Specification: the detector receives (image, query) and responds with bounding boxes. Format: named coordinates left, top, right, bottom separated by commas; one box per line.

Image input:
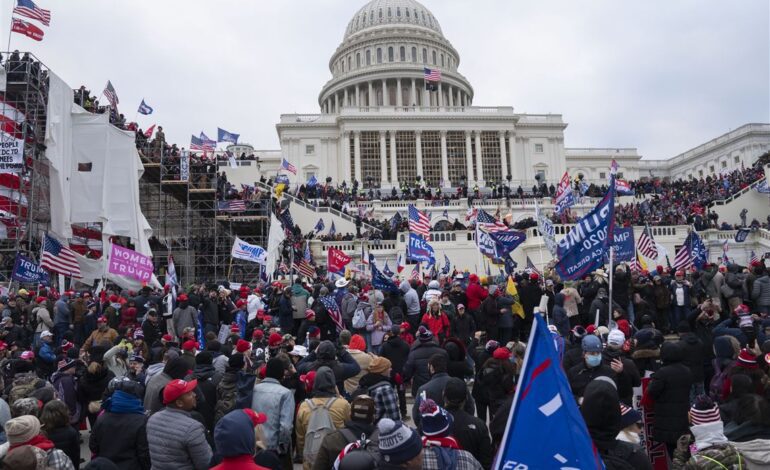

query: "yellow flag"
left=274, top=183, right=286, bottom=198
left=507, top=276, right=525, bottom=319
left=637, top=250, right=648, bottom=271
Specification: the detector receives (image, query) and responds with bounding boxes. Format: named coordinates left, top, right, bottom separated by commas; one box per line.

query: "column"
left=410, top=78, right=417, bottom=106
left=440, top=130, right=449, bottom=187
left=334, top=93, right=339, bottom=113
left=448, top=85, right=454, bottom=107
left=438, top=82, right=444, bottom=107
left=396, top=79, right=402, bottom=107
left=464, top=131, right=474, bottom=183
left=343, top=88, right=348, bottom=108
left=379, top=131, right=387, bottom=184
left=499, top=131, right=509, bottom=181
left=508, top=132, right=518, bottom=181
left=341, top=132, right=351, bottom=183
left=353, top=131, right=362, bottom=183
left=389, top=131, right=398, bottom=184
left=368, top=81, right=374, bottom=107
left=382, top=79, right=388, bottom=106
left=422, top=80, right=429, bottom=107
left=474, top=130, right=484, bottom=184
left=355, top=84, right=360, bottom=106
left=416, top=130, right=424, bottom=178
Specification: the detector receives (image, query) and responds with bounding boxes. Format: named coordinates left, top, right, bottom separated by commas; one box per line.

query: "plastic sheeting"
left=44, top=72, right=153, bottom=258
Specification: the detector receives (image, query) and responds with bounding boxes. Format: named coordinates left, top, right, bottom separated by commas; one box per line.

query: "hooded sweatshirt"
left=400, top=281, right=420, bottom=316
left=211, top=409, right=269, bottom=470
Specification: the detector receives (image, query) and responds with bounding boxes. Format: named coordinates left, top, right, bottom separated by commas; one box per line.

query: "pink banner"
left=108, top=244, right=153, bottom=282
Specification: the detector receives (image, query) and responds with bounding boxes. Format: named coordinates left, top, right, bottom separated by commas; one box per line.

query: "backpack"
left=8, top=372, right=45, bottom=404
left=352, top=307, right=367, bottom=330
left=336, top=429, right=381, bottom=468
left=303, top=398, right=338, bottom=467
left=709, top=359, right=733, bottom=403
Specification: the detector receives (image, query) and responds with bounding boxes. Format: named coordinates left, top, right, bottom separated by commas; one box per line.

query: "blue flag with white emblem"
left=217, top=127, right=239, bottom=144
left=137, top=99, right=153, bottom=115
left=407, top=233, right=435, bottom=264
left=495, top=314, right=604, bottom=469
left=554, top=177, right=616, bottom=281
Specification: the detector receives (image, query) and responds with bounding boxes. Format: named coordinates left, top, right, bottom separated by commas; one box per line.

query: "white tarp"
left=45, top=72, right=75, bottom=239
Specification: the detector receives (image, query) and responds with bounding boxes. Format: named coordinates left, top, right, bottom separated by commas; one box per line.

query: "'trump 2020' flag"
left=553, top=171, right=575, bottom=215
left=495, top=314, right=604, bottom=469
left=554, top=178, right=615, bottom=281
left=217, top=127, right=239, bottom=144
left=327, top=248, right=352, bottom=276
left=231, top=237, right=267, bottom=264
left=407, top=232, right=435, bottom=264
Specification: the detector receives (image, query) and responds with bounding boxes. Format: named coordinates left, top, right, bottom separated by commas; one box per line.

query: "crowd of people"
left=0, top=252, right=767, bottom=469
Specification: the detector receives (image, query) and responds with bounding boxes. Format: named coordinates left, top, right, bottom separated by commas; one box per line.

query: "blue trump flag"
left=11, top=254, right=50, bottom=285
left=407, top=233, right=435, bottom=264
left=489, top=230, right=527, bottom=256
left=275, top=174, right=290, bottom=185
left=554, top=179, right=616, bottom=281
left=495, top=314, right=604, bottom=469
left=610, top=227, right=635, bottom=262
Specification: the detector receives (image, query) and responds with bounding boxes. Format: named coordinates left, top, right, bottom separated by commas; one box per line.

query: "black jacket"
left=90, top=410, right=151, bottom=470
left=567, top=361, right=616, bottom=400
left=446, top=406, right=494, bottom=469
left=412, top=372, right=475, bottom=431
left=403, top=340, right=448, bottom=395
left=562, top=341, right=584, bottom=371
left=646, top=342, right=694, bottom=444
left=47, top=425, right=80, bottom=468
left=380, top=335, right=410, bottom=374
left=677, top=332, right=705, bottom=383
left=602, top=348, right=640, bottom=405
left=201, top=297, right=219, bottom=325
left=193, top=364, right=218, bottom=432
left=450, top=313, right=476, bottom=345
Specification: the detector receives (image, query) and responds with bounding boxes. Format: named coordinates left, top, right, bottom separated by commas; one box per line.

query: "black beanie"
left=164, top=357, right=190, bottom=380
left=265, top=358, right=285, bottom=380
left=195, top=351, right=213, bottom=365
left=228, top=353, right=245, bottom=370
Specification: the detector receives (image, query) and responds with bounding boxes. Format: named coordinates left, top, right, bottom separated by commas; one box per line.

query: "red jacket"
left=465, top=278, right=488, bottom=311
left=421, top=312, right=450, bottom=340
left=210, top=455, right=270, bottom=470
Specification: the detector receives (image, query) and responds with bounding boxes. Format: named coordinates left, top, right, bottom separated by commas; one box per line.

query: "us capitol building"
left=232, top=0, right=769, bottom=191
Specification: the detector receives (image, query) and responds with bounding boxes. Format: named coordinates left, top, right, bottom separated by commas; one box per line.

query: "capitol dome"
left=318, top=0, right=473, bottom=112
left=344, top=0, right=443, bottom=40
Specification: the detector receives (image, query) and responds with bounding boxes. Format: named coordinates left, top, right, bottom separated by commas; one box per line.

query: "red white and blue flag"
left=396, top=253, right=404, bottom=273
left=553, top=171, right=575, bottom=215
left=475, top=209, right=507, bottom=233
left=218, top=200, right=246, bottom=212
left=103, top=81, right=119, bottom=109
left=319, top=296, right=345, bottom=332
left=14, top=0, right=50, bottom=26
left=41, top=233, right=81, bottom=278
left=615, top=179, right=633, bottom=195
left=424, top=67, right=441, bottom=82
left=637, top=226, right=658, bottom=260
left=281, top=158, right=297, bottom=175
left=410, top=263, right=420, bottom=281
left=408, top=204, right=431, bottom=238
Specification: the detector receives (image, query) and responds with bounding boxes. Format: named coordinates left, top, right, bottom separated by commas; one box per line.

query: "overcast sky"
left=10, top=0, right=769, bottom=159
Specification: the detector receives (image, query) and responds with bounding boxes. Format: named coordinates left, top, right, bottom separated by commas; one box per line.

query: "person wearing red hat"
left=173, top=294, right=198, bottom=342
left=465, top=274, right=488, bottom=319
left=210, top=409, right=271, bottom=470
left=296, top=309, right=317, bottom=345
left=399, top=321, right=415, bottom=346
left=670, top=269, right=692, bottom=332
left=82, top=316, right=118, bottom=352
left=267, top=332, right=283, bottom=349
left=180, top=340, right=199, bottom=372
left=147, top=378, right=212, bottom=469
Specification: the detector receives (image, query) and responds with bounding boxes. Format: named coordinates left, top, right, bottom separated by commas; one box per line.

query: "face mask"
left=585, top=354, right=602, bottom=368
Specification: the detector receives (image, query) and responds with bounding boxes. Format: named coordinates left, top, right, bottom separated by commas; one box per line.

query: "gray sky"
left=11, top=0, right=769, bottom=159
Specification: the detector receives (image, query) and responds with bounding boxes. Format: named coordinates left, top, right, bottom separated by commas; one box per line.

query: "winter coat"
left=420, top=311, right=449, bottom=341
left=672, top=423, right=744, bottom=470
left=32, top=306, right=53, bottom=333
left=290, top=284, right=311, bottom=320
left=403, top=339, right=449, bottom=395
left=751, top=274, right=770, bottom=308
left=201, top=298, right=219, bottom=326
left=215, top=369, right=238, bottom=423
left=172, top=305, right=198, bottom=338
left=147, top=407, right=212, bottom=470
left=344, top=349, right=372, bottom=394
left=251, top=377, right=295, bottom=452
left=296, top=345, right=361, bottom=391
left=311, top=422, right=377, bottom=470
left=379, top=335, right=410, bottom=374
left=210, top=408, right=272, bottom=470
left=193, top=364, right=219, bottom=431
left=78, top=366, right=114, bottom=410
left=144, top=372, right=172, bottom=414
left=444, top=338, right=473, bottom=380
left=82, top=328, right=118, bottom=351
left=46, top=425, right=80, bottom=469
left=365, top=311, right=392, bottom=347
left=465, top=277, right=488, bottom=312
left=412, top=372, right=475, bottom=431
left=475, top=358, right=515, bottom=413
left=561, top=287, right=582, bottom=318
left=601, top=348, right=640, bottom=405
left=399, top=282, right=420, bottom=316
left=567, top=360, right=616, bottom=400
left=90, top=393, right=150, bottom=470
left=589, top=295, right=610, bottom=326
left=295, top=369, right=350, bottom=461
left=646, top=342, right=694, bottom=444
left=450, top=312, right=476, bottom=344
left=613, top=266, right=632, bottom=308
left=552, top=293, right=570, bottom=337
left=356, top=372, right=400, bottom=422
left=445, top=406, right=494, bottom=470
left=678, top=332, right=705, bottom=383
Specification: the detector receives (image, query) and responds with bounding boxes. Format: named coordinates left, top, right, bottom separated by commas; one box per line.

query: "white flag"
left=265, top=213, right=286, bottom=280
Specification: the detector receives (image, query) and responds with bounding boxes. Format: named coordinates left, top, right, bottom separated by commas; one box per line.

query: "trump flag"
left=495, top=314, right=603, bottom=469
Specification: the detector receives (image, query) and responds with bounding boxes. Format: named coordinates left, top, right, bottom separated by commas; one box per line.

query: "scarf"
left=422, top=436, right=461, bottom=449
left=106, top=390, right=145, bottom=415
left=691, top=422, right=729, bottom=452
left=10, top=434, right=55, bottom=451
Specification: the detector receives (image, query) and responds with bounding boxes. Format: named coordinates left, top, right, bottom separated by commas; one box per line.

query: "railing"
left=709, top=176, right=766, bottom=207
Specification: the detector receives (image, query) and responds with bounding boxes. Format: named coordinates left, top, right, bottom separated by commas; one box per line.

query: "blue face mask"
left=585, top=354, right=602, bottom=368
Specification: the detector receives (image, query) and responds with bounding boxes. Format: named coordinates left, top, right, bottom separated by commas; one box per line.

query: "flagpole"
left=6, top=0, right=15, bottom=52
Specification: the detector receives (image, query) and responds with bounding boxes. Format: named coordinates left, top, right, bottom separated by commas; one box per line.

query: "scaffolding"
left=138, top=147, right=269, bottom=285
left=0, top=52, right=50, bottom=281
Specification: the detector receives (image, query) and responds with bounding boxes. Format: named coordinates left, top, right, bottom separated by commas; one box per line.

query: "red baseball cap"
left=177, top=294, right=188, bottom=302
left=182, top=340, right=199, bottom=351
left=300, top=371, right=316, bottom=392
left=97, top=316, right=107, bottom=324
left=242, top=408, right=267, bottom=425
left=236, top=299, right=247, bottom=308
left=162, top=334, right=173, bottom=342
left=230, top=324, right=240, bottom=333
left=252, top=329, right=264, bottom=339
left=236, top=339, right=251, bottom=353
left=305, top=309, right=316, bottom=319
left=268, top=332, right=283, bottom=348
left=163, top=379, right=198, bottom=405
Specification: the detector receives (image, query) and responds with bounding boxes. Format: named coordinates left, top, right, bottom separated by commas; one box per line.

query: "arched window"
left=379, top=8, right=382, bottom=19
left=422, top=48, right=427, bottom=63
left=370, top=11, right=374, bottom=22
left=432, top=50, right=436, bottom=64
left=396, top=7, right=401, bottom=17
left=388, top=7, right=391, bottom=17
left=411, top=47, right=417, bottom=61
left=399, top=46, right=405, bottom=61
left=377, top=48, right=382, bottom=63
left=366, top=49, right=371, bottom=65
left=388, top=47, right=394, bottom=62
left=441, top=54, right=444, bottom=67
left=356, top=53, right=361, bottom=67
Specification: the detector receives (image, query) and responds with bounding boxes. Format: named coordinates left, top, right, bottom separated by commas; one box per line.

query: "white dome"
left=344, top=0, right=443, bottom=40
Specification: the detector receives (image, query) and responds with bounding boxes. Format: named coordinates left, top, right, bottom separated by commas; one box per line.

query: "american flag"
left=281, top=158, right=297, bottom=175
left=525, top=256, right=541, bottom=277
left=722, top=240, right=730, bottom=263
left=408, top=204, right=431, bottom=238
left=637, top=226, right=658, bottom=259
left=319, top=296, right=345, bottom=332
left=41, top=234, right=81, bottom=278
left=190, top=135, right=205, bottom=151
left=14, top=0, right=50, bottom=26
left=673, top=244, right=692, bottom=271
left=103, top=81, right=119, bottom=108
left=750, top=250, right=760, bottom=265
left=424, top=67, right=441, bottom=82
left=294, top=258, right=316, bottom=278
left=410, top=263, right=420, bottom=281
left=199, top=132, right=216, bottom=150
left=218, top=200, right=247, bottom=212
left=279, top=261, right=289, bottom=273
left=476, top=209, right=507, bottom=233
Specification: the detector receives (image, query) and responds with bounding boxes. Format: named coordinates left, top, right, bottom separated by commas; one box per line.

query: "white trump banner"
left=231, top=237, right=267, bottom=264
